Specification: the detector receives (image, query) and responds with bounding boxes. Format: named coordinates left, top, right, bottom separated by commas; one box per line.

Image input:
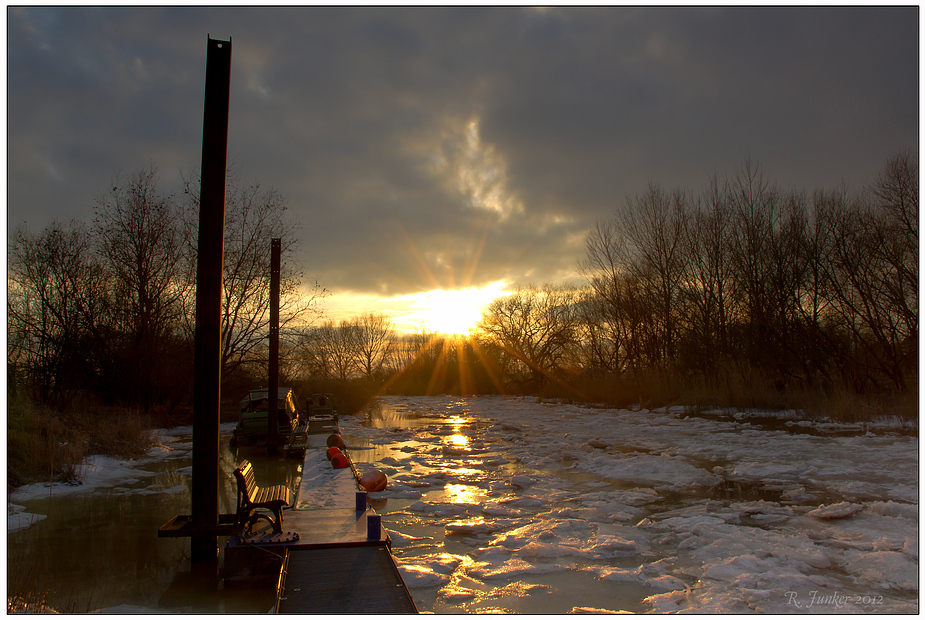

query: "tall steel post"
left=267, top=238, right=281, bottom=454
left=191, top=36, right=231, bottom=564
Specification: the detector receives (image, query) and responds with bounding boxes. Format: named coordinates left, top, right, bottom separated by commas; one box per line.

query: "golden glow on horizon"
left=320, top=280, right=510, bottom=335
left=402, top=281, right=510, bottom=335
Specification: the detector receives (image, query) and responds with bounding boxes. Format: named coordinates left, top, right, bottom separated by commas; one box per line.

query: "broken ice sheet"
left=578, top=453, right=722, bottom=491
left=587, top=561, right=687, bottom=592
left=346, top=395, right=917, bottom=614
left=841, top=550, right=918, bottom=590
left=584, top=524, right=651, bottom=557
left=396, top=563, right=452, bottom=588
left=8, top=505, right=46, bottom=533
left=386, top=529, right=440, bottom=549
left=445, top=517, right=507, bottom=536
left=438, top=583, right=481, bottom=602
left=806, top=501, right=864, bottom=519
left=465, top=557, right=563, bottom=580
left=489, top=518, right=596, bottom=551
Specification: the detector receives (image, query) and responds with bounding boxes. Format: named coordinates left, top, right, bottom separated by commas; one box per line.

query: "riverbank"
left=532, top=368, right=919, bottom=426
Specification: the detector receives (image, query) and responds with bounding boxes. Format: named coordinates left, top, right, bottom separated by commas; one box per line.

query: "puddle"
left=709, top=478, right=787, bottom=502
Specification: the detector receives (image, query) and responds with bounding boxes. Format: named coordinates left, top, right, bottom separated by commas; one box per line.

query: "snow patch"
left=8, top=504, right=46, bottom=532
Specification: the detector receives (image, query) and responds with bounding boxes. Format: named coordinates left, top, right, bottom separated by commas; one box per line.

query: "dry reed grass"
left=7, top=394, right=158, bottom=489
left=541, top=364, right=917, bottom=425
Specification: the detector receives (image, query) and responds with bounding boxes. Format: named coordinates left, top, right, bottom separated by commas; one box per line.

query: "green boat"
left=230, top=387, right=305, bottom=448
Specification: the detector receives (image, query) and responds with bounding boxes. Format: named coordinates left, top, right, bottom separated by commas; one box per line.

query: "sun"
left=405, top=281, right=508, bottom=335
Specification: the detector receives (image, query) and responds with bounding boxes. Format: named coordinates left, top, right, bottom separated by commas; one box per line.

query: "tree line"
left=8, top=152, right=916, bottom=418
left=8, top=165, right=323, bottom=412
left=475, top=152, right=917, bottom=397
left=294, top=152, right=917, bottom=406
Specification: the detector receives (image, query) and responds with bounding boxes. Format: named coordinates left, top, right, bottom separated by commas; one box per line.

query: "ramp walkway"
left=277, top=545, right=417, bottom=613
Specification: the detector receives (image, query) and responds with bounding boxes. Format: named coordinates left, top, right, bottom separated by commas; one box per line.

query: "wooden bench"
left=234, top=460, right=293, bottom=534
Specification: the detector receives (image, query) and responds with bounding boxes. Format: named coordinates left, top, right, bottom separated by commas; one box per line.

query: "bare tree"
left=677, top=174, right=735, bottom=369
left=818, top=152, right=918, bottom=390
left=578, top=219, right=629, bottom=374
left=618, top=183, right=687, bottom=367
left=572, top=152, right=917, bottom=394
left=725, top=158, right=794, bottom=371
left=301, top=319, right=361, bottom=381
left=477, top=284, right=580, bottom=386
left=94, top=166, right=187, bottom=407
left=391, top=328, right=439, bottom=373
left=352, top=312, right=395, bottom=379
left=8, top=220, right=106, bottom=404
left=867, top=150, right=918, bottom=350
left=571, top=289, right=619, bottom=375
left=180, top=169, right=325, bottom=379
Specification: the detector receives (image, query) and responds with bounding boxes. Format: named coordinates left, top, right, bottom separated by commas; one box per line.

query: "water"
left=345, top=400, right=667, bottom=613
left=7, top=432, right=297, bottom=613
left=8, top=402, right=658, bottom=613
left=7, top=396, right=918, bottom=613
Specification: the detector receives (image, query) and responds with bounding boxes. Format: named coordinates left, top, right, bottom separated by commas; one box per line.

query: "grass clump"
left=7, top=393, right=157, bottom=490
left=8, top=396, right=86, bottom=488
left=75, top=407, right=156, bottom=460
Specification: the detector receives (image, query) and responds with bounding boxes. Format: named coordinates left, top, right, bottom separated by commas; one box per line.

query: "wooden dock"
left=277, top=546, right=417, bottom=613
left=221, top=436, right=417, bottom=613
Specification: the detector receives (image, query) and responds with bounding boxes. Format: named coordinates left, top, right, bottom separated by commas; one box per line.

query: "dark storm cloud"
left=7, top=6, right=918, bottom=298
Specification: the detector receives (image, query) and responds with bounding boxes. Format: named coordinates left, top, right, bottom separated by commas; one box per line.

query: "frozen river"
left=8, top=395, right=919, bottom=613
left=346, top=396, right=918, bottom=614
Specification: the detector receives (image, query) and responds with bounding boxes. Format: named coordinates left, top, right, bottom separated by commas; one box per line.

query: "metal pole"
left=191, top=36, right=231, bottom=564
left=268, top=238, right=281, bottom=454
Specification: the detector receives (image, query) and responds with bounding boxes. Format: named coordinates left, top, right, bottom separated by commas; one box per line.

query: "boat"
left=230, top=387, right=306, bottom=448
left=305, top=392, right=338, bottom=434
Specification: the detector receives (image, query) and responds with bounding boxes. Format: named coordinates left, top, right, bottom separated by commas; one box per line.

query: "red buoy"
left=327, top=446, right=342, bottom=460
left=331, top=452, right=350, bottom=469
left=360, top=469, right=388, bottom=492
left=326, top=434, right=346, bottom=449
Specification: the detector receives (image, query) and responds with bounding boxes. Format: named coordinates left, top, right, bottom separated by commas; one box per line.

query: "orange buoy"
left=326, top=433, right=346, bottom=449
left=360, top=469, right=388, bottom=492
left=331, top=452, right=350, bottom=469
left=327, top=446, right=342, bottom=460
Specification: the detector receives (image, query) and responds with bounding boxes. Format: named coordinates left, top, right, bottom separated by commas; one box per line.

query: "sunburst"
left=404, top=281, right=508, bottom=335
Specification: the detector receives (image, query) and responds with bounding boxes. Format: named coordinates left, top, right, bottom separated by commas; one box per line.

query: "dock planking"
left=277, top=546, right=417, bottom=613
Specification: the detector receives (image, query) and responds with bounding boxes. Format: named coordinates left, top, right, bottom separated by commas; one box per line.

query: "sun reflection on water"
left=444, top=483, right=480, bottom=504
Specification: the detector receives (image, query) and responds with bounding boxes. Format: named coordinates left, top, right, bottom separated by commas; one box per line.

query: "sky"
left=6, top=6, right=919, bottom=333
